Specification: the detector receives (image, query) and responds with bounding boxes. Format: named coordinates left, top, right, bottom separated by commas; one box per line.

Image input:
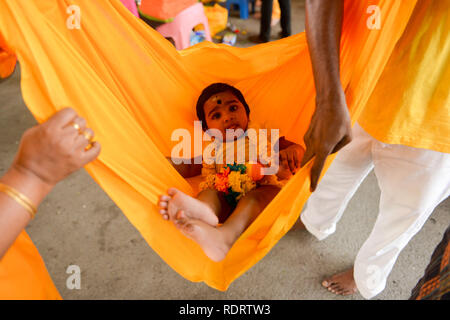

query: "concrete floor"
left=1, top=0, right=449, bottom=300
left=219, top=0, right=306, bottom=48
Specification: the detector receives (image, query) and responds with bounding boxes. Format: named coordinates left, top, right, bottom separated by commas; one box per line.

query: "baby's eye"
left=229, top=105, right=238, bottom=112
left=211, top=112, right=221, bottom=120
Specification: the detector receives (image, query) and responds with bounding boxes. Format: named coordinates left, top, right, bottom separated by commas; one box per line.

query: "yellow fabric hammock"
left=0, top=0, right=418, bottom=298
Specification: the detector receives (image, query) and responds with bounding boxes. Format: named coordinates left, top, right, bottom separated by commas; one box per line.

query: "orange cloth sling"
left=0, top=0, right=417, bottom=297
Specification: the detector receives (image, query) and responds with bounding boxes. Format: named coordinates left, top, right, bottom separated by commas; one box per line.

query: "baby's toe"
left=167, top=187, right=179, bottom=196
left=176, top=210, right=187, bottom=220
left=159, top=201, right=168, bottom=208
left=160, top=195, right=171, bottom=202
left=174, top=218, right=187, bottom=229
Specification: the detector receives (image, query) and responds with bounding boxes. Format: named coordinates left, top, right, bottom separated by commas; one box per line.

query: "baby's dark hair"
left=196, top=83, right=250, bottom=130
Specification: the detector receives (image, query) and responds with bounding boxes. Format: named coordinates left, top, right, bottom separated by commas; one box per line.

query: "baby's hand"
left=279, top=145, right=305, bottom=176
left=276, top=162, right=293, bottom=180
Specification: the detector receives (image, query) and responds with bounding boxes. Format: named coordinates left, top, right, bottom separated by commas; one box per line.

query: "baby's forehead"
left=204, top=91, right=239, bottom=111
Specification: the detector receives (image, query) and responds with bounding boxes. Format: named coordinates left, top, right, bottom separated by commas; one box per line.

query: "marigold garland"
left=199, top=163, right=258, bottom=206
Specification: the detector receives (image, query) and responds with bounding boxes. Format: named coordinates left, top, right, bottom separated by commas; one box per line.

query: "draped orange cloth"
left=0, top=0, right=417, bottom=298
left=0, top=231, right=61, bottom=300
left=359, top=0, right=450, bottom=153
left=0, top=33, right=16, bottom=78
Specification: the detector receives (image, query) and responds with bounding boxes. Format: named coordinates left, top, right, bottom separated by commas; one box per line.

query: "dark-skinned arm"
left=167, top=156, right=203, bottom=178
left=300, top=0, right=352, bottom=192
left=168, top=137, right=302, bottom=179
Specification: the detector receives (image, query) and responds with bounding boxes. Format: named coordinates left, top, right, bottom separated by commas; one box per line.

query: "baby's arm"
left=167, top=156, right=203, bottom=178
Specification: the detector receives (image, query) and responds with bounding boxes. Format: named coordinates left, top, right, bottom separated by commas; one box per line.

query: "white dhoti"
left=301, top=123, right=450, bottom=299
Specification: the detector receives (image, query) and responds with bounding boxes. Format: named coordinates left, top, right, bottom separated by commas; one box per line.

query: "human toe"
left=167, top=187, right=179, bottom=196
left=158, top=201, right=168, bottom=209
left=160, top=195, right=171, bottom=202
left=322, top=279, right=332, bottom=288
left=176, top=210, right=187, bottom=220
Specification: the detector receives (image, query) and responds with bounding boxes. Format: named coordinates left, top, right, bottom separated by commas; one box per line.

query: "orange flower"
left=246, top=162, right=264, bottom=181
left=221, top=166, right=231, bottom=176
left=215, top=169, right=230, bottom=193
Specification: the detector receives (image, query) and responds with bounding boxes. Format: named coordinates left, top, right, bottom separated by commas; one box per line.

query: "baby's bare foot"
left=322, top=268, right=358, bottom=296
left=158, top=188, right=219, bottom=226
left=174, top=211, right=231, bottom=262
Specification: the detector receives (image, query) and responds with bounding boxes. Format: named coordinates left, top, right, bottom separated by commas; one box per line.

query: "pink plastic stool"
left=156, top=2, right=212, bottom=50
left=119, top=0, right=139, bottom=18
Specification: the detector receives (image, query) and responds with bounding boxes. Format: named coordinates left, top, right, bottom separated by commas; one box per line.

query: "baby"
left=158, top=83, right=304, bottom=262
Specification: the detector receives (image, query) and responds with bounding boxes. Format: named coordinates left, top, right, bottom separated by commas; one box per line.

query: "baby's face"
left=203, top=91, right=249, bottom=140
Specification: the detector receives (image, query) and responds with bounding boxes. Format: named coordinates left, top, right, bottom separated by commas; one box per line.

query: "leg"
left=352, top=143, right=450, bottom=299
left=251, top=0, right=256, bottom=14
left=410, top=224, right=450, bottom=300
left=301, top=123, right=375, bottom=240
left=220, top=185, right=280, bottom=243
left=197, top=188, right=233, bottom=223
left=158, top=188, right=221, bottom=226
left=259, top=0, right=273, bottom=42
left=175, top=185, right=280, bottom=262
left=278, top=0, right=291, bottom=37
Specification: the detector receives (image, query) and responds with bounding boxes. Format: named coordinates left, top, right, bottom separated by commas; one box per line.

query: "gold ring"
left=82, top=130, right=93, bottom=142
left=71, top=122, right=81, bottom=132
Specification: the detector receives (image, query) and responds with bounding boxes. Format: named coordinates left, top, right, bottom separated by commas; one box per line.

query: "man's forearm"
left=301, top=0, right=352, bottom=191
left=305, top=0, right=344, bottom=99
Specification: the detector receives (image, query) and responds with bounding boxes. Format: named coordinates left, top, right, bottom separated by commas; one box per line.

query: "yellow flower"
left=228, top=171, right=256, bottom=196
left=242, top=175, right=256, bottom=193
left=228, top=171, right=243, bottom=193
left=199, top=174, right=216, bottom=191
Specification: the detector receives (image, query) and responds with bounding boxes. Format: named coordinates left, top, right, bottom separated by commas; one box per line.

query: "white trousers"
left=301, top=123, right=450, bottom=299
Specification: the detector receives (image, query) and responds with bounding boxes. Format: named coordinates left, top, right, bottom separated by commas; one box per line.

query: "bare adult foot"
left=175, top=211, right=232, bottom=262
left=158, top=188, right=219, bottom=226
left=322, top=268, right=358, bottom=296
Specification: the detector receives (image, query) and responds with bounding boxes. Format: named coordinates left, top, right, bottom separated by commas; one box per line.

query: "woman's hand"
left=10, top=107, right=101, bottom=188
left=0, top=108, right=101, bottom=259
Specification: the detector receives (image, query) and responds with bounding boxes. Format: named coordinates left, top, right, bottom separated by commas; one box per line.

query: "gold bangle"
left=0, top=182, right=37, bottom=219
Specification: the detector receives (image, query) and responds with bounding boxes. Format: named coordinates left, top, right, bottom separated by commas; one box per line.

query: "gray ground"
left=0, top=0, right=449, bottom=300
